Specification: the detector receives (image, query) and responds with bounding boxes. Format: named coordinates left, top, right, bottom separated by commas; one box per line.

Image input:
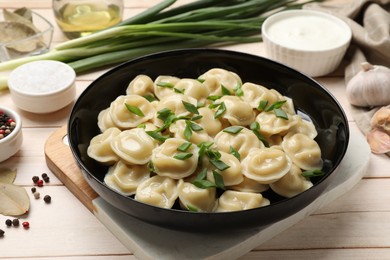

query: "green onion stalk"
left=0, top=0, right=323, bottom=90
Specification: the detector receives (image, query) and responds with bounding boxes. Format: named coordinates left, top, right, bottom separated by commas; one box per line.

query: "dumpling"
left=198, top=68, right=242, bottom=95
left=135, top=175, right=178, bottom=209
left=169, top=120, right=212, bottom=145
left=219, top=95, right=256, bottom=126
left=269, top=164, right=313, bottom=198
left=206, top=152, right=243, bottom=186
left=110, top=128, right=157, bottom=165
left=174, top=78, right=210, bottom=104
left=255, top=111, right=299, bottom=137
left=104, top=161, right=150, bottom=196
left=109, top=95, right=155, bottom=129
left=87, top=127, right=121, bottom=165
left=195, top=107, right=229, bottom=137
left=241, top=147, right=292, bottom=184
left=282, top=132, right=323, bottom=170
left=289, top=116, right=318, bottom=139
left=97, top=107, right=115, bottom=132
left=241, top=82, right=279, bottom=109
left=153, top=75, right=180, bottom=100
left=126, top=74, right=154, bottom=97
left=214, top=128, right=264, bottom=159
left=216, top=190, right=270, bottom=212
left=229, top=176, right=269, bottom=193
left=270, top=89, right=296, bottom=115
left=151, top=138, right=199, bottom=179
left=177, top=180, right=217, bottom=212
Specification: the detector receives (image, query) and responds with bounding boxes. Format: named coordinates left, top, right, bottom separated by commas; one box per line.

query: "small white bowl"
left=262, top=10, right=352, bottom=77
left=8, top=60, right=76, bottom=113
left=0, top=106, right=23, bottom=162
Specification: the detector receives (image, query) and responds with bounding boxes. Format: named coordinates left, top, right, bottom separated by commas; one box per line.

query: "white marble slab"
left=93, top=128, right=370, bottom=260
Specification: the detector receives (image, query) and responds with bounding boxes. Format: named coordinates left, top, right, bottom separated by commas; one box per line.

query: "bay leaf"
left=0, top=168, right=17, bottom=184
left=0, top=183, right=30, bottom=216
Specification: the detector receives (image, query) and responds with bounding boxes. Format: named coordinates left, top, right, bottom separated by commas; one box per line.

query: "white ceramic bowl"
left=8, top=60, right=76, bottom=114
left=262, top=10, right=352, bottom=77
left=0, top=106, right=23, bottom=162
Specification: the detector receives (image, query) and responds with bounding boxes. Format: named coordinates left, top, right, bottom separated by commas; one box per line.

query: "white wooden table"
left=1, top=1, right=389, bottom=259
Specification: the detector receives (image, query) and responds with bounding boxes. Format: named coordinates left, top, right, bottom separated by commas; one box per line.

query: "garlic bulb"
left=346, top=62, right=390, bottom=107
left=367, top=105, right=390, bottom=154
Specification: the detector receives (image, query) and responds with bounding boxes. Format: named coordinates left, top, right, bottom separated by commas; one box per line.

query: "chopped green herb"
left=194, top=168, right=208, bottom=182
left=193, top=179, right=216, bottom=189
left=257, top=100, right=268, bottom=111
left=174, top=88, right=185, bottom=94
left=174, top=152, right=193, bottom=160
left=221, top=85, right=231, bottom=95
left=137, top=123, right=146, bottom=129
left=182, top=100, right=199, bottom=114
left=147, top=161, right=155, bottom=173
left=223, top=126, right=243, bottom=134
left=189, top=121, right=203, bottom=131
left=157, top=108, right=174, bottom=121
left=207, top=95, right=222, bottom=101
left=265, top=100, right=286, bottom=112
left=184, top=121, right=193, bottom=141
left=229, top=146, right=240, bottom=161
left=210, top=158, right=230, bottom=171
left=233, top=84, right=244, bottom=96
left=274, top=108, right=288, bottom=120
left=250, top=122, right=269, bottom=147
left=187, top=204, right=198, bottom=212
left=144, top=94, right=157, bottom=102
left=212, top=170, right=225, bottom=190
left=146, top=130, right=170, bottom=142
left=205, top=149, right=221, bottom=160
left=177, top=142, right=192, bottom=152
left=301, top=169, right=324, bottom=178
left=191, top=115, right=203, bottom=121
left=214, top=102, right=226, bottom=118
left=125, top=104, right=145, bottom=117
left=157, top=81, right=174, bottom=89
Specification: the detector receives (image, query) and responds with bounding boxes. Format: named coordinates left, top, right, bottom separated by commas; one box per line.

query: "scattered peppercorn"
left=33, top=191, right=40, bottom=199
left=42, top=173, right=48, bottom=179
left=5, top=219, right=12, bottom=227
left=12, top=219, right=19, bottom=227
left=0, top=229, right=4, bottom=237
left=32, top=176, right=39, bottom=183
left=36, top=179, right=44, bottom=187
left=22, top=221, right=29, bottom=229
left=31, top=187, right=36, bottom=193
left=43, top=176, right=50, bottom=183
left=0, top=111, right=16, bottom=140
left=43, top=195, right=51, bottom=203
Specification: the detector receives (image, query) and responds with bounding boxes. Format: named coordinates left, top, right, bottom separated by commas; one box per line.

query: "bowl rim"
left=68, top=48, right=350, bottom=230
left=261, top=9, right=352, bottom=53
left=0, top=105, right=22, bottom=144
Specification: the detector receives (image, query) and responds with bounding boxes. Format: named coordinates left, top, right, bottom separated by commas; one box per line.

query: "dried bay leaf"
left=0, top=182, right=30, bottom=216
left=0, top=168, right=17, bottom=184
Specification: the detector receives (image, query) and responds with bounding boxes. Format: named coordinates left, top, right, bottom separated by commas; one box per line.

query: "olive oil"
left=54, top=2, right=122, bottom=39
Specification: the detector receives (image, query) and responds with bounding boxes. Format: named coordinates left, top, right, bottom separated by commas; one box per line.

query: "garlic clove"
left=370, top=105, right=390, bottom=134
left=346, top=62, right=390, bottom=107
left=366, top=128, right=390, bottom=154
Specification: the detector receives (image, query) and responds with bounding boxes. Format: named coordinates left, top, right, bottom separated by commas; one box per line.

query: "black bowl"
left=68, top=48, right=349, bottom=232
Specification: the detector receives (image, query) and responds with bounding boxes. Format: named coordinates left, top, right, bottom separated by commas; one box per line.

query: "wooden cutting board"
left=44, top=125, right=370, bottom=260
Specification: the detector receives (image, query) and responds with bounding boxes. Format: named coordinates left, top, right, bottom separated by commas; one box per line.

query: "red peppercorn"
left=22, top=221, right=29, bottom=229
left=37, top=179, right=44, bottom=187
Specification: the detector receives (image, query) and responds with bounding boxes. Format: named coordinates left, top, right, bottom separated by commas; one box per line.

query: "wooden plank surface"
left=1, top=0, right=389, bottom=259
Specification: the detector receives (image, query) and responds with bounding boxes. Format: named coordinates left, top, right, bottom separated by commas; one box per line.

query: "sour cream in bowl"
left=262, top=10, right=352, bottom=77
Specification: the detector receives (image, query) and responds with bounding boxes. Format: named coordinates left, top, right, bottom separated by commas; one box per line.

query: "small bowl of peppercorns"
left=0, top=105, right=23, bottom=162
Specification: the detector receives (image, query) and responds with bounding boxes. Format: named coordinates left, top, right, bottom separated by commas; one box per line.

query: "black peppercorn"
left=43, top=195, right=51, bottom=203
left=32, top=176, right=39, bottom=183
left=5, top=219, right=12, bottom=227
left=42, top=173, right=48, bottom=178
left=12, top=219, right=19, bottom=227
left=0, top=229, right=4, bottom=237
left=31, top=187, right=36, bottom=193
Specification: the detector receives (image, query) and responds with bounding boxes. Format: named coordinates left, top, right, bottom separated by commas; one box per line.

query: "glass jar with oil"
left=52, top=0, right=124, bottom=39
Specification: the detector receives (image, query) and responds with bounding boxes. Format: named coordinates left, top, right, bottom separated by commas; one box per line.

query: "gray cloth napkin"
left=304, top=0, right=390, bottom=135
